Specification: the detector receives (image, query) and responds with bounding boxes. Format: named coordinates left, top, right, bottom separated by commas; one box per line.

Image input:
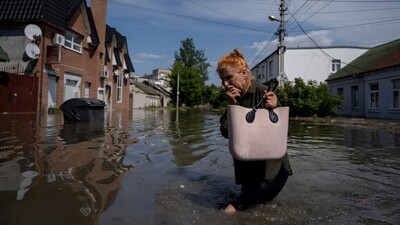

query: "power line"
left=299, top=18, right=400, bottom=33
left=309, top=0, right=400, bottom=2
left=108, top=0, right=274, bottom=34
left=300, top=6, right=400, bottom=14
left=287, top=10, right=374, bottom=74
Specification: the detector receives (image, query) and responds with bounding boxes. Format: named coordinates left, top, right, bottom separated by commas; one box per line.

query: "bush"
left=48, top=106, right=61, bottom=114
left=276, top=78, right=343, bottom=117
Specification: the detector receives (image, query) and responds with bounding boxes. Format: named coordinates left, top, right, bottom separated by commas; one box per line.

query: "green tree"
left=169, top=38, right=210, bottom=106
left=276, top=78, right=343, bottom=117
left=204, top=84, right=228, bottom=108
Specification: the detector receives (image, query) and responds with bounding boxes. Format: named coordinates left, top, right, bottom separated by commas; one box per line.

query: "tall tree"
left=170, top=38, right=210, bottom=106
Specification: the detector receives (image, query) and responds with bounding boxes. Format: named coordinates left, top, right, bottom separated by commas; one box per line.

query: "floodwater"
left=0, top=109, right=399, bottom=225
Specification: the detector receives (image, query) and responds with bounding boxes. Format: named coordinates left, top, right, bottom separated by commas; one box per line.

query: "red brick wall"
left=1, top=0, right=132, bottom=112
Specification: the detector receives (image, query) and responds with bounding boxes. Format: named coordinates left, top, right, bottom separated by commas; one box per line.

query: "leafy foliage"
left=276, top=78, right=343, bottom=117
left=169, top=38, right=210, bottom=106
left=204, top=84, right=228, bottom=108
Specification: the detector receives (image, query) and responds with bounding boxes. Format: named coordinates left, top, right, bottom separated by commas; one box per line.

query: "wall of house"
left=90, top=0, right=108, bottom=100
left=363, top=68, right=400, bottom=120
left=285, top=48, right=368, bottom=83
left=132, top=92, right=146, bottom=109
left=45, top=26, right=96, bottom=110
left=328, top=67, right=400, bottom=120
left=329, top=76, right=366, bottom=118
left=252, top=47, right=369, bottom=85
left=252, top=53, right=279, bottom=84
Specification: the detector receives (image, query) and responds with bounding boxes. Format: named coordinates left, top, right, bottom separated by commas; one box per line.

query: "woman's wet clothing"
left=220, top=80, right=293, bottom=210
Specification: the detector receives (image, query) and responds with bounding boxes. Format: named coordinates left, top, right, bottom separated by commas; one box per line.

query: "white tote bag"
left=227, top=105, right=289, bottom=161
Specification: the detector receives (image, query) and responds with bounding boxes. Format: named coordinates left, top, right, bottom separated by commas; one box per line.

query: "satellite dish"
left=25, top=43, right=40, bottom=59
left=24, top=24, right=42, bottom=40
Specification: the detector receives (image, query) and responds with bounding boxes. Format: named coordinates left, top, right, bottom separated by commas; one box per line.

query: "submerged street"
left=0, top=109, right=399, bottom=225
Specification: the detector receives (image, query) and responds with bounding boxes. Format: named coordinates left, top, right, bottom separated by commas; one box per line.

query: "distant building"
left=326, top=39, right=400, bottom=120
left=251, top=46, right=369, bottom=85
left=130, top=79, right=170, bottom=108
left=151, top=68, right=171, bottom=91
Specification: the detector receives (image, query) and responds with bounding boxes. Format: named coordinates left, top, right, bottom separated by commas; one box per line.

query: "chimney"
left=89, top=0, right=108, bottom=57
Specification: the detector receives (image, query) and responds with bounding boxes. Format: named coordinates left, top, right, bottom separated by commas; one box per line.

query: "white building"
left=251, top=46, right=369, bottom=85
left=151, top=68, right=171, bottom=91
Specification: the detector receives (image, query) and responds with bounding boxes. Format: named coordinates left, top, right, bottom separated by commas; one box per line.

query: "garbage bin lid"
left=61, top=98, right=106, bottom=107
left=60, top=98, right=106, bottom=122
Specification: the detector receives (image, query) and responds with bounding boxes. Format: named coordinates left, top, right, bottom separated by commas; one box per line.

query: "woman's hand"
left=226, top=85, right=241, bottom=105
left=263, top=90, right=277, bottom=109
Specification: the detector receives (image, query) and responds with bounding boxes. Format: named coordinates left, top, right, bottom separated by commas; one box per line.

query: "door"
left=48, top=76, right=56, bottom=108
left=64, top=73, right=81, bottom=101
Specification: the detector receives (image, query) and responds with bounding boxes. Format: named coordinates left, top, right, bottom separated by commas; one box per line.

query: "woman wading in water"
left=217, top=49, right=293, bottom=212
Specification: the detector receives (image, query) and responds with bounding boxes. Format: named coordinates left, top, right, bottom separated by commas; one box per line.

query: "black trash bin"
left=60, top=98, right=106, bottom=122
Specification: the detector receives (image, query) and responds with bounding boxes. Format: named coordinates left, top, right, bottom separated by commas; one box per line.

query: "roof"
left=0, top=0, right=99, bottom=45
left=143, top=80, right=170, bottom=97
left=0, top=0, right=80, bottom=29
left=113, top=49, right=122, bottom=67
left=327, top=39, right=400, bottom=81
left=106, top=24, right=134, bottom=72
left=85, top=7, right=100, bottom=45
left=132, top=81, right=160, bottom=96
left=124, top=53, right=135, bottom=72
left=105, top=25, right=115, bottom=43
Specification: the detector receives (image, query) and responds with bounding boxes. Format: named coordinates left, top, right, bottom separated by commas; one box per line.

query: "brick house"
left=0, top=0, right=134, bottom=113
left=102, top=25, right=134, bottom=109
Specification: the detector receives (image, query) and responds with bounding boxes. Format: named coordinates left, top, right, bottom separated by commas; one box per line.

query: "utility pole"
left=269, top=0, right=287, bottom=86
left=176, top=72, right=179, bottom=108
left=176, top=72, right=180, bottom=121
left=278, top=0, right=286, bottom=86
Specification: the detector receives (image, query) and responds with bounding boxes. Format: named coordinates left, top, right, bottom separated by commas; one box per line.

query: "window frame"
left=116, top=74, right=122, bottom=103
left=369, top=83, right=379, bottom=109
left=64, top=31, right=82, bottom=53
left=351, top=85, right=359, bottom=109
left=331, top=59, right=341, bottom=73
left=393, top=79, right=400, bottom=109
left=268, top=60, right=274, bottom=77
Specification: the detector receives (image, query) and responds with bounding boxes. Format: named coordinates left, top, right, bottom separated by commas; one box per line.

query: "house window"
left=255, top=69, right=260, bottom=79
left=64, top=32, right=82, bottom=53
left=370, top=83, right=379, bottom=109
left=261, top=65, right=266, bottom=80
left=337, top=88, right=344, bottom=98
left=268, top=60, right=274, bottom=77
left=394, top=80, right=400, bottom=109
left=331, top=59, right=341, bottom=73
left=351, top=86, right=359, bottom=108
left=116, top=74, right=122, bottom=102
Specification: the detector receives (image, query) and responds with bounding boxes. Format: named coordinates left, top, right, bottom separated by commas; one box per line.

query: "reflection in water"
left=1, top=110, right=399, bottom=225
left=0, top=111, right=132, bottom=225
left=168, top=109, right=216, bottom=166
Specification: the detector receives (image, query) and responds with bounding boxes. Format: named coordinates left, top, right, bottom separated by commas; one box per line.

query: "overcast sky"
left=103, top=0, right=400, bottom=85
